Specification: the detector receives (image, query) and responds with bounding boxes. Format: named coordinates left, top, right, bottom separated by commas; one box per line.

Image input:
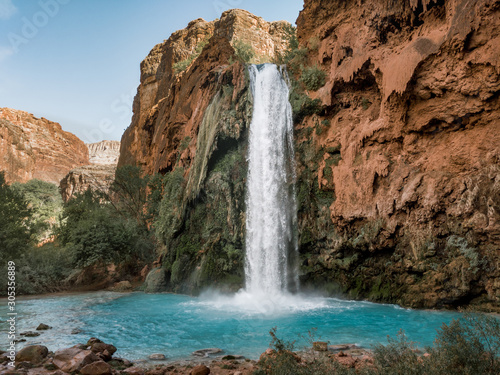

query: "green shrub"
left=0, top=171, right=34, bottom=263
left=289, top=90, right=323, bottom=123
left=373, top=331, right=423, bottom=374
left=233, top=39, right=255, bottom=63
left=11, top=179, right=63, bottom=241
left=59, top=188, right=155, bottom=268
left=423, top=313, right=500, bottom=374
left=300, top=65, right=326, bottom=91
left=173, top=38, right=209, bottom=73
left=12, top=242, right=73, bottom=295
left=110, top=165, right=149, bottom=227
left=155, top=167, right=185, bottom=244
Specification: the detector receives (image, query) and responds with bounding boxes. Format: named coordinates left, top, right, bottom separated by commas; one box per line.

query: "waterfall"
left=245, top=63, right=299, bottom=296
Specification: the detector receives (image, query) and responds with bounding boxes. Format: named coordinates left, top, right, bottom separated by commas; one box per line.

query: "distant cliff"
left=60, top=140, right=120, bottom=202
left=0, top=108, right=89, bottom=185
left=88, top=140, right=120, bottom=165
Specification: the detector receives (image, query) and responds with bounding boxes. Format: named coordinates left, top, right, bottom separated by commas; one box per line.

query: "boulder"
left=53, top=346, right=100, bottom=373
left=36, top=323, right=51, bottom=330
left=190, top=365, right=210, bottom=375
left=122, top=366, right=146, bottom=375
left=143, top=268, right=168, bottom=293
left=80, top=360, right=113, bottom=375
left=15, top=345, right=48, bottom=364
left=111, top=280, right=133, bottom=292
left=91, top=342, right=117, bottom=356
left=87, top=337, right=103, bottom=346
left=148, top=353, right=166, bottom=360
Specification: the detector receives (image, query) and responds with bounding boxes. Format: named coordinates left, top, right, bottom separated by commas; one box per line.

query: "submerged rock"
left=148, top=353, right=166, bottom=360
left=192, top=348, right=223, bottom=357
left=20, top=331, right=40, bottom=337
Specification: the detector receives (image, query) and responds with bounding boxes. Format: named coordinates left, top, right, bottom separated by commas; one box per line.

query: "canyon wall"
left=0, top=108, right=89, bottom=185
left=120, top=9, right=292, bottom=293
left=294, top=0, right=499, bottom=311
left=118, top=2, right=499, bottom=311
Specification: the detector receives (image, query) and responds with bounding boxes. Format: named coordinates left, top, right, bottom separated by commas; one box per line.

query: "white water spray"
left=244, top=63, right=299, bottom=296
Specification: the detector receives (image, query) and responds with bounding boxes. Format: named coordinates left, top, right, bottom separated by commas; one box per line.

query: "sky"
left=0, top=0, right=303, bottom=143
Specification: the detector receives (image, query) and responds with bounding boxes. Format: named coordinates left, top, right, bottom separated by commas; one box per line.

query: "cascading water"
left=245, top=63, right=299, bottom=296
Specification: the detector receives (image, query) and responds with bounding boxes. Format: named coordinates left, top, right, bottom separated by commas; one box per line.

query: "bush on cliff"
left=300, top=65, right=326, bottom=91
left=233, top=39, right=255, bottom=63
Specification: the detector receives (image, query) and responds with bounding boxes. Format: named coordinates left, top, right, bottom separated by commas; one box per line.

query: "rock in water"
left=20, top=331, right=40, bottom=337
left=192, top=348, right=223, bottom=357
left=36, top=323, right=51, bottom=330
left=149, top=353, right=166, bottom=360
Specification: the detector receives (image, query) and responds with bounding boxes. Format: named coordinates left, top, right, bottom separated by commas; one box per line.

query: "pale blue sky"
left=0, top=0, right=303, bottom=143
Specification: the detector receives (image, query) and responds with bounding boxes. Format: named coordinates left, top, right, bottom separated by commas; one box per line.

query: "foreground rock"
left=0, top=339, right=374, bottom=375
left=53, top=346, right=100, bottom=373
left=15, top=345, right=48, bottom=364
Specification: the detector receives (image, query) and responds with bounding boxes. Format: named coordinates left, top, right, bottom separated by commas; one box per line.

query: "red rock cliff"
left=294, top=0, right=499, bottom=310
left=0, top=108, right=89, bottom=185
left=118, top=9, right=291, bottom=175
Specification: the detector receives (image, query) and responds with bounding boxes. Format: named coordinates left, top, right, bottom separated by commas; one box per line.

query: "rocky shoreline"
left=0, top=337, right=374, bottom=375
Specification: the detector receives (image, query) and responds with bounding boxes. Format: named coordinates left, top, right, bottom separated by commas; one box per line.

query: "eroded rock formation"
left=59, top=141, right=120, bottom=202
left=88, top=140, right=120, bottom=165
left=0, top=108, right=89, bottom=184
left=294, top=0, right=500, bottom=311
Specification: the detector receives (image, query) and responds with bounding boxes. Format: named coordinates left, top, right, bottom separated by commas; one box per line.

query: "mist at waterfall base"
left=0, top=65, right=462, bottom=360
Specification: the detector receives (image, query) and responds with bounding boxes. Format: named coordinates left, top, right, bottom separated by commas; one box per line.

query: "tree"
left=0, top=171, right=34, bottom=263
left=109, top=165, right=149, bottom=227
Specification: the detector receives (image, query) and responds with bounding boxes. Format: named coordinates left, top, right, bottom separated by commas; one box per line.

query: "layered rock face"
left=0, top=108, right=89, bottom=184
left=88, top=140, right=120, bottom=165
left=59, top=141, right=120, bottom=202
left=118, top=9, right=291, bottom=173
left=295, top=0, right=500, bottom=310
left=122, top=9, right=291, bottom=293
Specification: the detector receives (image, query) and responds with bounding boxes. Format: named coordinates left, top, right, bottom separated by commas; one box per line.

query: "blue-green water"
left=0, top=291, right=461, bottom=361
